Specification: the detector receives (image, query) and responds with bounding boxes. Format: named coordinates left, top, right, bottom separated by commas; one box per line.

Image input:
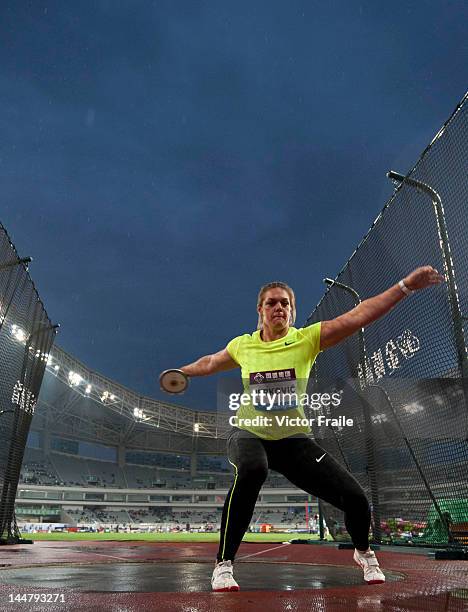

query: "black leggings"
left=217, top=428, right=370, bottom=561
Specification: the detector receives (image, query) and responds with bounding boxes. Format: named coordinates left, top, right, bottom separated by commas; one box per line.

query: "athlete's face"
left=258, top=288, right=292, bottom=331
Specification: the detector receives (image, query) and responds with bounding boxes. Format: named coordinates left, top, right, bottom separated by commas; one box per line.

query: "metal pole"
left=318, top=499, right=325, bottom=541
left=323, top=278, right=382, bottom=543
left=387, top=171, right=468, bottom=382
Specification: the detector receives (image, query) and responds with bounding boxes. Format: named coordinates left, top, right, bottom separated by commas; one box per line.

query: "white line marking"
left=237, top=542, right=291, bottom=560
left=76, top=551, right=129, bottom=561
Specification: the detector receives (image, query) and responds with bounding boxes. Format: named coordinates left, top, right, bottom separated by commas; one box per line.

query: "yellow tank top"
left=226, top=323, right=321, bottom=440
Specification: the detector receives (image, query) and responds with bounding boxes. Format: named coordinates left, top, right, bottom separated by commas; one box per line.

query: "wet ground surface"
left=0, top=560, right=403, bottom=592
left=0, top=541, right=467, bottom=610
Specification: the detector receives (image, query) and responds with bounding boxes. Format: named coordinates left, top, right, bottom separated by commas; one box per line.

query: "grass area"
left=26, top=531, right=328, bottom=543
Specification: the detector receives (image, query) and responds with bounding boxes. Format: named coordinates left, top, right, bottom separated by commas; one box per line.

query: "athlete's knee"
left=238, top=461, right=268, bottom=485
left=343, top=488, right=370, bottom=515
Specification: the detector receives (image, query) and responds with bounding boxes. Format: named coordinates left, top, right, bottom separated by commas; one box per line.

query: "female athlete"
left=165, top=266, right=443, bottom=591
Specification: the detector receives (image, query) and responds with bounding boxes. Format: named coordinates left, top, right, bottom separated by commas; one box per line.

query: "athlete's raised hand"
left=320, top=265, right=444, bottom=350
left=403, top=266, right=445, bottom=291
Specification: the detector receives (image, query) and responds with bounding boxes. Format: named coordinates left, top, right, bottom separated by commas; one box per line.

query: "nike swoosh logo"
left=316, top=453, right=326, bottom=463
left=285, top=341, right=296, bottom=346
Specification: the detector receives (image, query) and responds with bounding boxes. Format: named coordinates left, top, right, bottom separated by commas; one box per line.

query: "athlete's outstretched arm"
left=179, top=348, right=238, bottom=377
left=320, top=266, right=444, bottom=350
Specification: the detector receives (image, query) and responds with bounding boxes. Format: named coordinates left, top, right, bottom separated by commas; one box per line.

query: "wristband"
left=399, top=279, right=414, bottom=296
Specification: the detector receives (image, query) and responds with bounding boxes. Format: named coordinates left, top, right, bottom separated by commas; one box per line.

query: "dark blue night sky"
left=1, top=1, right=466, bottom=409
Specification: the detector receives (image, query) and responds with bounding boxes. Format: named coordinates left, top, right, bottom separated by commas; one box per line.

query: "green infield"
left=26, top=531, right=330, bottom=543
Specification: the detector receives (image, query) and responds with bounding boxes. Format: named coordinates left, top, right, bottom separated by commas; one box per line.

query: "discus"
left=159, top=369, right=189, bottom=394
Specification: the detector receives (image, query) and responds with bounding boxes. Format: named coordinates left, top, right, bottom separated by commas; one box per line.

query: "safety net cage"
left=305, top=91, right=468, bottom=548
left=0, top=223, right=56, bottom=543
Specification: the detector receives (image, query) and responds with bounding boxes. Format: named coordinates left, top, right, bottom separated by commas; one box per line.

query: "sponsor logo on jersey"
left=249, top=368, right=297, bottom=411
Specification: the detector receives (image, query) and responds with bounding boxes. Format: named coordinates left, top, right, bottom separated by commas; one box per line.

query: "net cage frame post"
left=322, top=278, right=382, bottom=544
left=0, top=224, right=56, bottom=545
left=387, top=172, right=468, bottom=397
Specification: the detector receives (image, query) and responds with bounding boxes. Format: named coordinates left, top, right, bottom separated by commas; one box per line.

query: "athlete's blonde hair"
left=257, top=282, right=296, bottom=330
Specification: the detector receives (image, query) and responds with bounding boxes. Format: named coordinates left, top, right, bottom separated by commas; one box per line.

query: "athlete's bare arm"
left=180, top=348, right=238, bottom=377
left=320, top=266, right=444, bottom=350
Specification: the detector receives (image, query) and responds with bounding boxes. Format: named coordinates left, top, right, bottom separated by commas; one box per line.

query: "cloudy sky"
left=1, top=1, right=466, bottom=409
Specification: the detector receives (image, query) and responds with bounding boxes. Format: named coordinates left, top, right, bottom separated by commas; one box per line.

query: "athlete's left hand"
left=403, top=266, right=445, bottom=291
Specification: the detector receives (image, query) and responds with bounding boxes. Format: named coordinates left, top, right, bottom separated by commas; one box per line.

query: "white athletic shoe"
left=211, top=560, right=240, bottom=592
left=353, top=549, right=386, bottom=584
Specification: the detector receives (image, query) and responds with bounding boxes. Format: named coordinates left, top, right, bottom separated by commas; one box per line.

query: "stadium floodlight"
left=371, top=413, right=388, bottom=424
left=33, top=349, right=49, bottom=362
left=68, top=371, right=82, bottom=387
left=85, top=384, right=92, bottom=394
left=194, top=423, right=200, bottom=433
left=110, top=394, right=116, bottom=401
left=101, top=391, right=109, bottom=402
left=133, top=407, right=148, bottom=420
left=54, top=365, right=60, bottom=371
left=403, top=402, right=424, bottom=415
left=11, top=324, right=26, bottom=343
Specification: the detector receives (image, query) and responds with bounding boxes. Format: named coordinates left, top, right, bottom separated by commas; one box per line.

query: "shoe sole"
left=212, top=586, right=240, bottom=592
